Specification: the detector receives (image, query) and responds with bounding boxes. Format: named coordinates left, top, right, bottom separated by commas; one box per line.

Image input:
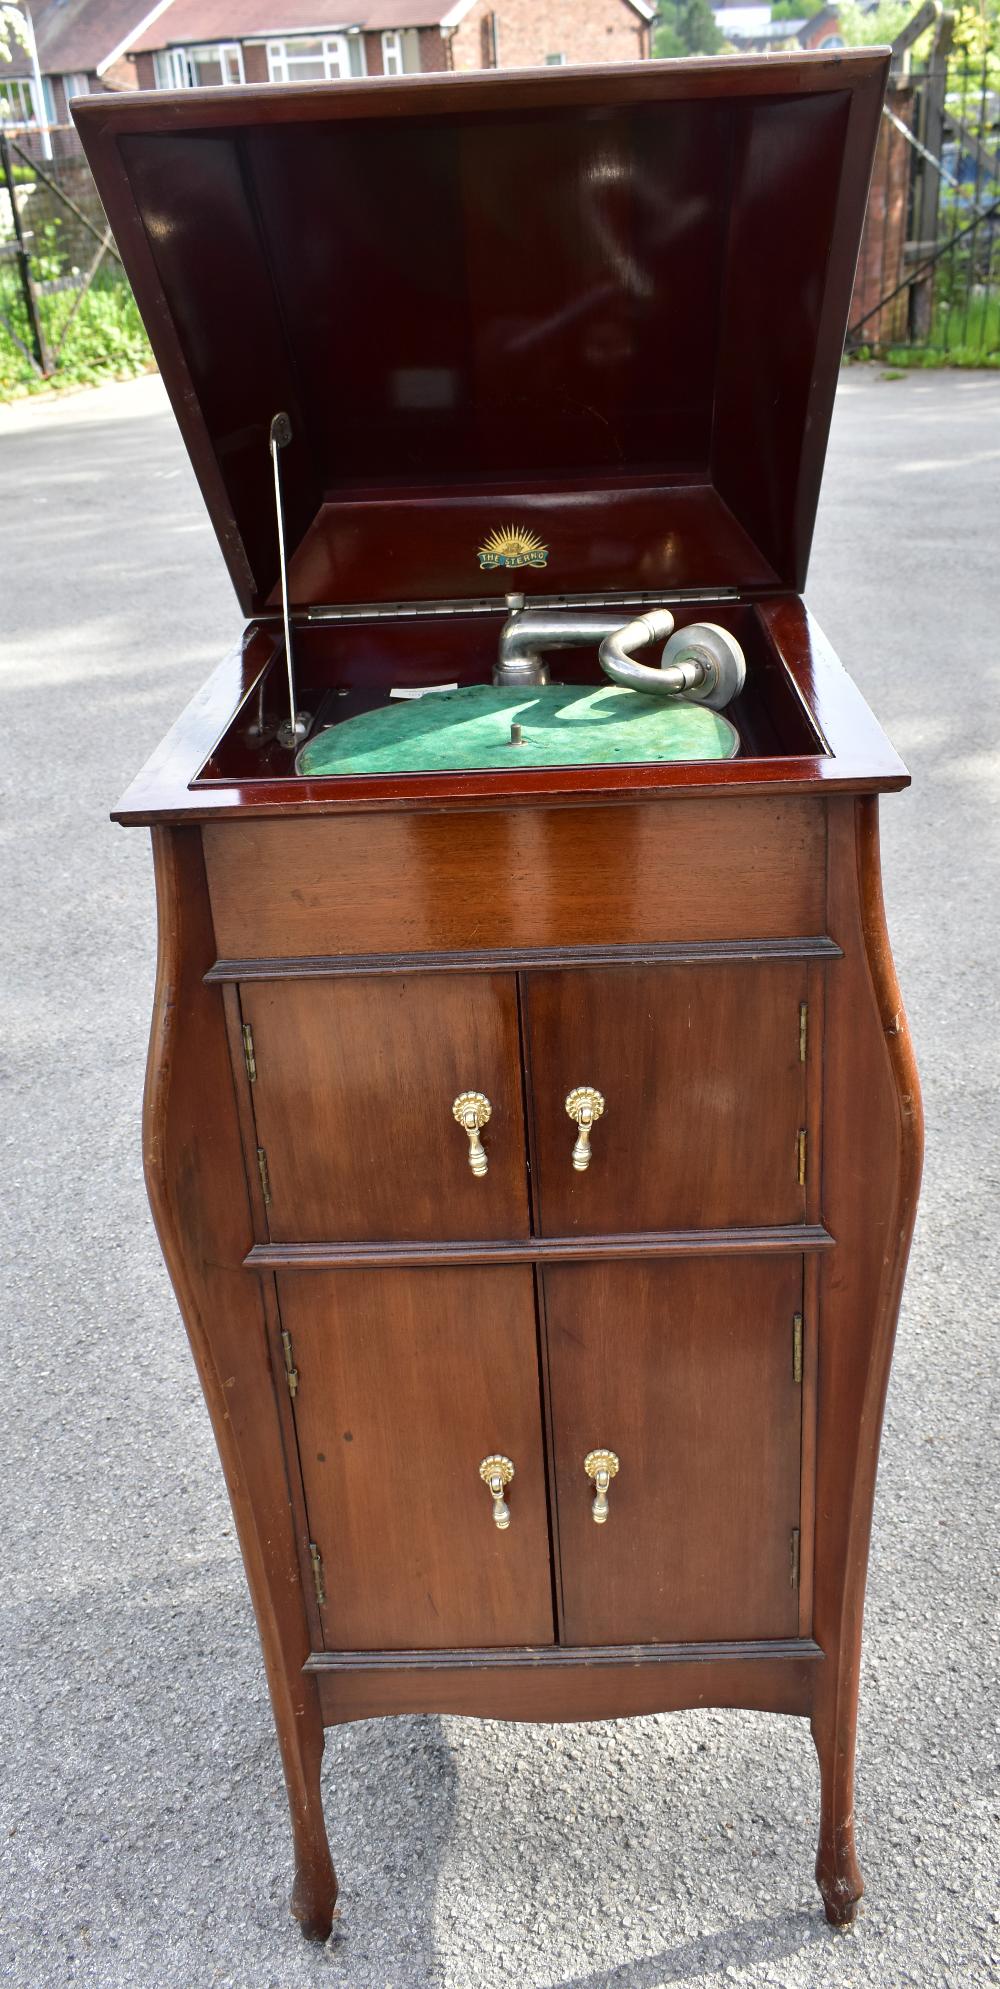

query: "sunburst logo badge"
left=477, top=523, right=549, bottom=571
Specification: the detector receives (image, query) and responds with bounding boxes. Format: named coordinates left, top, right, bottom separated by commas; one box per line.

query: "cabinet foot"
left=281, top=1701, right=338, bottom=1942
left=812, top=1713, right=864, bottom=1929
left=290, top=1858, right=339, bottom=1943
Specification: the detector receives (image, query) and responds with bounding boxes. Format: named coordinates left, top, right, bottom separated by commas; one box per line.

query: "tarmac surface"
left=1, top=367, right=998, bottom=1988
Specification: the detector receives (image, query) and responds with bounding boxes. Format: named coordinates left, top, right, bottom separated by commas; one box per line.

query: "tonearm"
left=495, top=594, right=746, bottom=710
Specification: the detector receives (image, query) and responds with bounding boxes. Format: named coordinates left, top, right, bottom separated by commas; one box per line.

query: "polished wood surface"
left=135, top=779, right=922, bottom=1941
left=524, top=962, right=810, bottom=1232
left=543, top=1259, right=804, bottom=1644
left=807, top=797, right=924, bottom=1923
left=240, top=974, right=529, bottom=1240
left=112, top=600, right=908, bottom=825
left=312, top=1645, right=820, bottom=1725
left=75, top=54, right=885, bottom=616
left=204, top=797, right=826, bottom=958
left=245, top=1225, right=834, bottom=1269
left=143, top=827, right=337, bottom=1940
left=78, top=35, right=922, bottom=1945
left=276, top=1267, right=554, bottom=1649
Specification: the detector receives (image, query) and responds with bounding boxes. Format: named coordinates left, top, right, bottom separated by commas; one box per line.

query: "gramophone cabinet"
left=75, top=50, right=923, bottom=1938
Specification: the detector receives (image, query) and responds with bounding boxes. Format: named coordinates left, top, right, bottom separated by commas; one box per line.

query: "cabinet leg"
left=282, top=1702, right=338, bottom=1942
left=811, top=1708, right=864, bottom=1928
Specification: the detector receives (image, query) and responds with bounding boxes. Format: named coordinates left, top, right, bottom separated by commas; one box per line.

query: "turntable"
left=75, top=52, right=922, bottom=1944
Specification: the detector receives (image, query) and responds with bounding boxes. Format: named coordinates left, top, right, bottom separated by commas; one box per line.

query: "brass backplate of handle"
left=453, top=1091, right=492, bottom=1176
left=479, top=1454, right=514, bottom=1530
left=565, top=1086, right=605, bottom=1170
left=584, top=1448, right=620, bottom=1524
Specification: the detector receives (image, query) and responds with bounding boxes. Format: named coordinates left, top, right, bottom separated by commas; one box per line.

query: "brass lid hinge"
left=790, top=1527, right=801, bottom=1589
left=309, top=1541, right=326, bottom=1609
left=256, top=1146, right=272, bottom=1206
left=792, top=1312, right=803, bottom=1385
left=242, top=1022, right=257, bottom=1084
left=796, top=1128, right=807, bottom=1187
left=799, top=1000, right=808, bottom=1063
left=280, top=1328, right=299, bottom=1398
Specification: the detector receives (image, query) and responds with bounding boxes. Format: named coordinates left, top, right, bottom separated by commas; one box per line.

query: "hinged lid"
left=74, top=53, right=887, bottom=616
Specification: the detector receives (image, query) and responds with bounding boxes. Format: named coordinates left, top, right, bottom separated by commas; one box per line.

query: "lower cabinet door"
left=277, top=1266, right=555, bottom=1651
left=544, top=1258, right=804, bottom=1645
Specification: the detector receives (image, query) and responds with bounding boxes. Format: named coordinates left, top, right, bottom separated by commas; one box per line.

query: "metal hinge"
left=242, top=1022, right=257, bottom=1084
left=256, top=1146, right=272, bottom=1206
left=304, top=586, right=740, bottom=625
left=309, top=1542, right=326, bottom=1609
left=790, top=1528, right=801, bottom=1589
left=792, top=1313, right=803, bottom=1385
left=280, top=1328, right=299, bottom=1398
left=799, top=1001, right=808, bottom=1063
left=797, top=1129, right=807, bottom=1187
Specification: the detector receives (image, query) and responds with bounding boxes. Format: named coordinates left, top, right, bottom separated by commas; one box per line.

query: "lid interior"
left=76, top=56, right=886, bottom=614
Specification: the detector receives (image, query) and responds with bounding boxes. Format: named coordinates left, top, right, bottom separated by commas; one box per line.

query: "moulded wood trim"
left=246, top=1225, right=834, bottom=1270
left=305, top=1638, right=824, bottom=1672
left=206, top=935, right=843, bottom=983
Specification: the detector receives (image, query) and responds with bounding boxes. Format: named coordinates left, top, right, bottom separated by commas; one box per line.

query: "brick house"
left=126, top=0, right=653, bottom=87
left=0, top=0, right=155, bottom=151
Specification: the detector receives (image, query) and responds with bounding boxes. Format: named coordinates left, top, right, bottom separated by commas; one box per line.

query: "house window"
left=380, top=28, right=420, bottom=73
left=0, top=78, right=40, bottom=126
left=153, top=44, right=245, bottom=88
left=62, top=74, right=90, bottom=102
left=544, top=52, right=566, bottom=63
left=266, top=35, right=367, bottom=82
left=382, top=30, right=404, bottom=74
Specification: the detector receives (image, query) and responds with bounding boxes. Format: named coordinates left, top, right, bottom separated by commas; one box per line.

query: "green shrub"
left=0, top=265, right=152, bottom=397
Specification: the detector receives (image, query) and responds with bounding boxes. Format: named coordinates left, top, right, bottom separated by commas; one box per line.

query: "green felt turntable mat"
left=296, top=683, right=740, bottom=777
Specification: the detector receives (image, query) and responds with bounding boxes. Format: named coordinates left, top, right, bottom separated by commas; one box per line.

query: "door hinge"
left=280, top=1328, right=299, bottom=1397
left=790, top=1527, right=801, bottom=1589
left=309, top=1541, right=326, bottom=1609
left=256, top=1146, right=272, bottom=1206
left=796, top=1128, right=807, bottom=1187
left=792, top=1312, right=803, bottom=1384
left=242, top=1022, right=257, bottom=1084
left=799, top=1001, right=808, bottom=1063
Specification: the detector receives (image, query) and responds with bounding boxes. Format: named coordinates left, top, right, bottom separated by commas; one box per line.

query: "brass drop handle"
left=585, top=1448, right=619, bottom=1524
left=565, top=1086, right=605, bottom=1171
left=453, top=1091, right=492, bottom=1177
left=479, top=1454, right=514, bottom=1530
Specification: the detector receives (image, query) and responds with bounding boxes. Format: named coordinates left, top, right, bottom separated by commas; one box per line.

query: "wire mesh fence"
left=848, top=51, right=1000, bottom=364
left=0, top=129, right=149, bottom=393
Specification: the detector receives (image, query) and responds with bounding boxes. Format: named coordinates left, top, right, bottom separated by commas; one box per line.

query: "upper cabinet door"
left=524, top=963, right=810, bottom=1233
left=544, top=1258, right=804, bottom=1646
left=241, top=974, right=530, bottom=1241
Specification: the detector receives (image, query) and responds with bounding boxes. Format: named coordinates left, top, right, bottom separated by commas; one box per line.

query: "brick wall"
left=244, top=44, right=270, bottom=82
left=849, top=81, right=913, bottom=348
left=449, top=0, right=647, bottom=71
left=419, top=27, right=450, bottom=67
left=18, top=154, right=112, bottom=267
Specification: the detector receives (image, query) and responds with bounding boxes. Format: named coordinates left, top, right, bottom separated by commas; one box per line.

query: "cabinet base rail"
left=306, top=1637, right=823, bottom=1671
left=309, top=1641, right=823, bottom=1727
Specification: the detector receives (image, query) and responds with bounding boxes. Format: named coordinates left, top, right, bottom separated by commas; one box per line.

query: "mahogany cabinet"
left=76, top=51, right=922, bottom=1946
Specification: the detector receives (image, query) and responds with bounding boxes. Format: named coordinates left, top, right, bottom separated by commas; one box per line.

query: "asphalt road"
left=1, top=367, right=998, bottom=1989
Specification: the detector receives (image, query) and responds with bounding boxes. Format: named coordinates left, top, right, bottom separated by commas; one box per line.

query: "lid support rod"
left=269, top=412, right=310, bottom=751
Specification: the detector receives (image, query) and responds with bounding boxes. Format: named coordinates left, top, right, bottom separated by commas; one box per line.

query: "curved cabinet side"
left=143, top=824, right=337, bottom=1941
left=812, top=795, right=924, bottom=1924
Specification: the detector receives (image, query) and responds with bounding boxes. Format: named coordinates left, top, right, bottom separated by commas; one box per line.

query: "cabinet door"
left=242, top=974, right=529, bottom=1241
left=278, top=1267, right=555, bottom=1650
left=524, top=963, right=809, bottom=1232
left=544, top=1258, right=803, bottom=1645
